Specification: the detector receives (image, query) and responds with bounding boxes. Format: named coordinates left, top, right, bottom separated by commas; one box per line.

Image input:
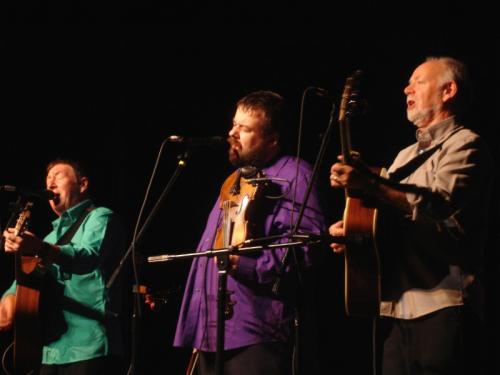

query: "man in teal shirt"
left=0, top=159, right=124, bottom=374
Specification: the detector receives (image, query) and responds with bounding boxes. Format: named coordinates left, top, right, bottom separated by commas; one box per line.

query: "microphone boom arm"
left=147, top=233, right=350, bottom=263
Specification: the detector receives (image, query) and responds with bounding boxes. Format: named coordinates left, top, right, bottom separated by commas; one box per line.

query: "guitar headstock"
left=13, top=202, right=34, bottom=236
left=339, top=70, right=364, bottom=164
left=339, top=70, right=363, bottom=122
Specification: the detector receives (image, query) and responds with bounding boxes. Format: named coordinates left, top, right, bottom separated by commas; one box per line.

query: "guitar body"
left=11, top=202, right=44, bottom=373
left=14, top=258, right=43, bottom=373
left=343, top=193, right=381, bottom=317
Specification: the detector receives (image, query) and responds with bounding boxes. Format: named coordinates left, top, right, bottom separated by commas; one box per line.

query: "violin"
left=214, top=166, right=263, bottom=250
left=184, top=167, right=266, bottom=375
left=213, top=166, right=265, bottom=321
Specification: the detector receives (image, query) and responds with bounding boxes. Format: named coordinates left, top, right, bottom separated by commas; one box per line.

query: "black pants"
left=379, top=305, right=483, bottom=375
left=198, top=342, right=292, bottom=375
left=38, top=356, right=122, bottom=375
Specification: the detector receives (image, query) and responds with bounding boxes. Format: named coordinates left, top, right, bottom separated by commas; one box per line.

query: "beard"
left=228, top=137, right=243, bottom=166
left=227, top=137, right=270, bottom=168
left=407, top=107, right=435, bottom=127
left=228, top=146, right=262, bottom=167
left=228, top=146, right=243, bottom=167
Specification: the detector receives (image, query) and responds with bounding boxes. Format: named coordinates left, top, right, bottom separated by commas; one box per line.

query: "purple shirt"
left=174, top=155, right=325, bottom=351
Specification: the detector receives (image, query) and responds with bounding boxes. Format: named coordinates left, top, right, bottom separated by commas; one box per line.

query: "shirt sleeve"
left=2, top=281, right=16, bottom=298
left=233, top=166, right=325, bottom=284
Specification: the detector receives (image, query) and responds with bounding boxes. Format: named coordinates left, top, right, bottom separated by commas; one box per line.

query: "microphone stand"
left=147, top=237, right=318, bottom=263
left=272, top=100, right=336, bottom=295
left=269, top=100, right=336, bottom=375
left=215, top=250, right=231, bottom=375
left=147, top=236, right=318, bottom=375
left=106, top=150, right=190, bottom=375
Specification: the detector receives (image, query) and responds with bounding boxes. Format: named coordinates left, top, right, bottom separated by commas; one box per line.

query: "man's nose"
left=228, top=126, right=238, bottom=137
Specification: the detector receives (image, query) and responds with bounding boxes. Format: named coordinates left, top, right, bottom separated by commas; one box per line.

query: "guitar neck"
left=338, top=72, right=365, bottom=199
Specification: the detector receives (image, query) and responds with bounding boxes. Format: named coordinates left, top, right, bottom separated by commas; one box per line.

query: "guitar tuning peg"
left=347, top=98, right=368, bottom=116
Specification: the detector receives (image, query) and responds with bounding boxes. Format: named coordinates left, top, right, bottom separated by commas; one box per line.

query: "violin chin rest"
left=240, top=165, right=258, bottom=179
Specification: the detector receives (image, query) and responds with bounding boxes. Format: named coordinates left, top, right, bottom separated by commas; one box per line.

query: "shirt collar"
left=415, top=116, right=460, bottom=153
left=261, top=154, right=288, bottom=176
left=51, top=199, right=93, bottom=229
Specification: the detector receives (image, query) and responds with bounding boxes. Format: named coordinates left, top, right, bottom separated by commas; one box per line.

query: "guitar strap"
left=388, top=144, right=442, bottom=182
left=55, top=205, right=95, bottom=246
left=349, top=127, right=466, bottom=197
left=388, top=126, right=465, bottom=182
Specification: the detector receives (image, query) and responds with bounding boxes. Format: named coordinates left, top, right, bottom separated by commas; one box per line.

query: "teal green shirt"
left=4, top=199, right=124, bottom=365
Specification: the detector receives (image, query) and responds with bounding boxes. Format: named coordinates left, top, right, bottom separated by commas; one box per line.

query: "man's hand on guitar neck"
left=3, top=228, right=61, bottom=263
left=330, top=156, right=376, bottom=191
left=330, top=156, right=412, bottom=214
left=0, top=294, right=15, bottom=331
left=329, top=220, right=345, bottom=254
left=3, top=228, right=44, bottom=256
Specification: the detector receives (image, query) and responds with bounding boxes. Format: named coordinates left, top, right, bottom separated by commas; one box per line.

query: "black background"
left=1, top=2, right=498, bottom=374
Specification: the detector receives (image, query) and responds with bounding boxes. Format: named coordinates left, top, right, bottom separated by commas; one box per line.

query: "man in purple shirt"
left=174, top=91, right=325, bottom=374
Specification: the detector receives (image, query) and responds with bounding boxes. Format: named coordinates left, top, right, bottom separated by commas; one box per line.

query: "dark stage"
left=0, top=4, right=499, bottom=374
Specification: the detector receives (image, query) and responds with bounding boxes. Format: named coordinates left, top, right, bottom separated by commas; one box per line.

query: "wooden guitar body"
left=11, top=202, right=44, bottom=373
left=343, top=168, right=386, bottom=317
left=14, top=262, right=43, bottom=373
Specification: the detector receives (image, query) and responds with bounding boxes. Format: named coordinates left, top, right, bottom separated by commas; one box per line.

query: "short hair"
left=236, top=90, right=286, bottom=137
left=426, top=56, right=471, bottom=115
left=46, top=158, right=89, bottom=180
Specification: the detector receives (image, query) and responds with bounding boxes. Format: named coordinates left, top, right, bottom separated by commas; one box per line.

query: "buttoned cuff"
left=232, top=255, right=257, bottom=281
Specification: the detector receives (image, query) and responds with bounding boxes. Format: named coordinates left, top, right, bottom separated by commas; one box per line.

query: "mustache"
left=227, top=136, right=240, bottom=148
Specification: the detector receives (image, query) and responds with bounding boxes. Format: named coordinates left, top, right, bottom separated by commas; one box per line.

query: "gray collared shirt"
left=380, top=117, right=493, bottom=319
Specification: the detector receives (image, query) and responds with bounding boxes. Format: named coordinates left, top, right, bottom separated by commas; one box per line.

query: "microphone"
left=240, top=233, right=355, bottom=246
left=291, top=233, right=367, bottom=246
left=306, top=86, right=334, bottom=99
left=0, top=185, right=57, bottom=200
left=311, top=86, right=367, bottom=113
left=311, top=87, right=330, bottom=97
left=166, top=135, right=226, bottom=148
left=147, top=254, right=173, bottom=263
left=245, top=177, right=289, bottom=186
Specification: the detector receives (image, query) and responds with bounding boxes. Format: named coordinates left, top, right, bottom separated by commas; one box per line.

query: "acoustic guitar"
left=12, top=201, right=44, bottom=373
left=338, top=71, right=382, bottom=317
